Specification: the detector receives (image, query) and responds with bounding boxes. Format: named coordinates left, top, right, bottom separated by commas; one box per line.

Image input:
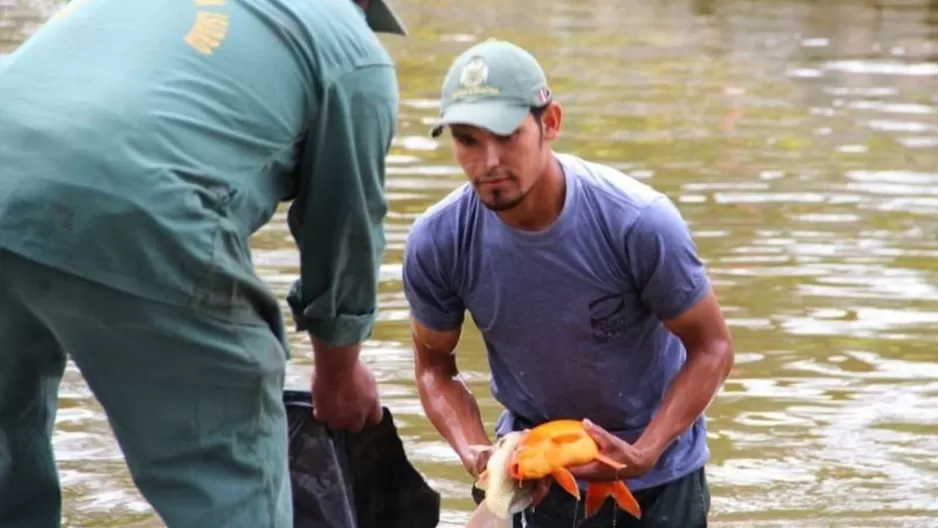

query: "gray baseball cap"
left=430, top=39, right=552, bottom=138
left=365, top=0, right=407, bottom=36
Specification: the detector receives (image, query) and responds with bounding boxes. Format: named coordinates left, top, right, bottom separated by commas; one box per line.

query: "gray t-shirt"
left=402, top=152, right=711, bottom=491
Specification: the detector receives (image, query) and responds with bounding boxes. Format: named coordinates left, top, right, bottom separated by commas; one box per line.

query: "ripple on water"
left=6, top=0, right=938, bottom=525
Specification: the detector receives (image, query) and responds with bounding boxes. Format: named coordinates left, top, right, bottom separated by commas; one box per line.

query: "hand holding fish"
left=507, top=420, right=643, bottom=519
left=566, top=419, right=659, bottom=481
left=464, top=443, right=495, bottom=478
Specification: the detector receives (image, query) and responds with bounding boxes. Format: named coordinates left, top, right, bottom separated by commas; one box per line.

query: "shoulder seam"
left=574, top=158, right=665, bottom=212
left=622, top=194, right=669, bottom=239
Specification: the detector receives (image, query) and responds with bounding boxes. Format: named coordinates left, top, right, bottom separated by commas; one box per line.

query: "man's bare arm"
left=412, top=319, right=492, bottom=475
left=633, top=288, right=734, bottom=459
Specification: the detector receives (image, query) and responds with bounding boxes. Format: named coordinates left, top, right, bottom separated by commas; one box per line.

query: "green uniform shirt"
left=0, top=0, right=399, bottom=348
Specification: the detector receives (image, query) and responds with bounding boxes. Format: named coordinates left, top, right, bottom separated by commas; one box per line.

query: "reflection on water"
left=4, top=0, right=938, bottom=525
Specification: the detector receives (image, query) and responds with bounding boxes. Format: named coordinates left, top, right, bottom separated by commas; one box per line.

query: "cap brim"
left=366, top=0, right=407, bottom=36
left=429, top=101, right=528, bottom=138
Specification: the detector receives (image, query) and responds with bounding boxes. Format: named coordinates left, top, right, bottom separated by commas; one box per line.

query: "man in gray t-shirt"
left=403, top=39, right=735, bottom=527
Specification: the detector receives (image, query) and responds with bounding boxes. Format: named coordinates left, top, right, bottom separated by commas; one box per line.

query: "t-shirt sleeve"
left=401, top=217, right=466, bottom=332
left=625, top=196, right=711, bottom=321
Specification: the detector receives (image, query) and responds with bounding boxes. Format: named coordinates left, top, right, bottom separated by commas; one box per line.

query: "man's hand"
left=467, top=442, right=552, bottom=508
left=311, top=357, right=383, bottom=432
left=464, top=444, right=494, bottom=478
left=568, top=419, right=659, bottom=481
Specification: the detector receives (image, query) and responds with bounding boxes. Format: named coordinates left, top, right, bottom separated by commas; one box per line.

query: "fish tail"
left=584, top=483, right=613, bottom=518
left=611, top=480, right=642, bottom=519
left=583, top=481, right=643, bottom=519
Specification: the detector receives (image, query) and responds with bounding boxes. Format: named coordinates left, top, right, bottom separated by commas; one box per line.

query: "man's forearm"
left=417, top=369, right=491, bottom=464
left=312, top=336, right=362, bottom=376
left=635, top=340, right=734, bottom=457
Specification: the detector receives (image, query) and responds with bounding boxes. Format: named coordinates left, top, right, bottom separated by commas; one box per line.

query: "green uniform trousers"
left=0, top=249, right=292, bottom=528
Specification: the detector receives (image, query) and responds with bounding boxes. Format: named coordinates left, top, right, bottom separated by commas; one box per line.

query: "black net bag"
left=284, top=389, right=441, bottom=528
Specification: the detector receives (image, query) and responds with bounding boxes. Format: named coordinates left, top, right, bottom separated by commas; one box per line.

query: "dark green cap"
left=430, top=39, right=552, bottom=137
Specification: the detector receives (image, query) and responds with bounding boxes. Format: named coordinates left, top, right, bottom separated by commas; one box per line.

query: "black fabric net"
left=284, top=389, right=441, bottom=528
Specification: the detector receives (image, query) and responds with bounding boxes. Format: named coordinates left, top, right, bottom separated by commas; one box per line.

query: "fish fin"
left=611, top=480, right=642, bottom=519
left=474, top=468, right=489, bottom=490
left=508, top=460, right=522, bottom=480
left=593, top=452, right=626, bottom=470
left=551, top=433, right=583, bottom=445
left=584, top=483, right=613, bottom=518
left=550, top=468, right=581, bottom=501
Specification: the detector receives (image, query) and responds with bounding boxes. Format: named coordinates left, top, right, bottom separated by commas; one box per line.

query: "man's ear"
left=541, top=102, right=563, bottom=141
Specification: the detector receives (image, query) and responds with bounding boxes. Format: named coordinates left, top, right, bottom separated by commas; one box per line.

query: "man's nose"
left=482, top=142, right=501, bottom=171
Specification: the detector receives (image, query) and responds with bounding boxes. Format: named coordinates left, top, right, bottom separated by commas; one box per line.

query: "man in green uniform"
left=0, top=0, right=405, bottom=526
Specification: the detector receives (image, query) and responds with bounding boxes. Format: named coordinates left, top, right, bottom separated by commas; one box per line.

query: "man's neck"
left=496, top=154, right=566, bottom=232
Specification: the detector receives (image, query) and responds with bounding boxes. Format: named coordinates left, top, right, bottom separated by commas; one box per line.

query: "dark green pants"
left=0, top=249, right=292, bottom=527
left=473, top=467, right=710, bottom=528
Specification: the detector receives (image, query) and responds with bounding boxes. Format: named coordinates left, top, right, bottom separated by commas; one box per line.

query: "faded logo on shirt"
left=588, top=293, right=629, bottom=343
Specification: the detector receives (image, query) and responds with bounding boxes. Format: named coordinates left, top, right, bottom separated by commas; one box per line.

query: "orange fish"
left=507, top=419, right=642, bottom=519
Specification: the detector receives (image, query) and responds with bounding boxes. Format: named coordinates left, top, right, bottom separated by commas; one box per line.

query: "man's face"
left=449, top=109, right=557, bottom=212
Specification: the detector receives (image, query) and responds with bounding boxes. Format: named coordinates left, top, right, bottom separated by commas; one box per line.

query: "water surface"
left=3, top=0, right=938, bottom=526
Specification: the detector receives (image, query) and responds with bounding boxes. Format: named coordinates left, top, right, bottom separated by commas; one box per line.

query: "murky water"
left=4, top=0, right=938, bottom=526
